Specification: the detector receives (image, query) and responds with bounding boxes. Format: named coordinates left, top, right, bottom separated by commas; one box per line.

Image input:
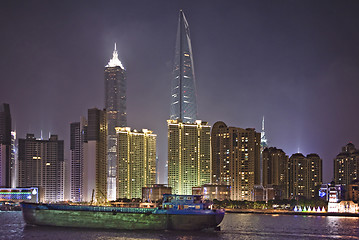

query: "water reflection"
left=22, top=225, right=221, bottom=240
left=1, top=212, right=359, bottom=240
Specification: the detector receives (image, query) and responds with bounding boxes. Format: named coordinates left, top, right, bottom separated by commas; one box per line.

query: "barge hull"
left=21, top=203, right=224, bottom=231
left=22, top=207, right=167, bottom=230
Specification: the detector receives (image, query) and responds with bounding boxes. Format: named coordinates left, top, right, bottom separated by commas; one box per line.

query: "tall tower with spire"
left=261, top=116, right=268, bottom=149
left=170, top=10, right=197, bottom=123
left=105, top=43, right=126, bottom=200
left=260, top=116, right=268, bottom=186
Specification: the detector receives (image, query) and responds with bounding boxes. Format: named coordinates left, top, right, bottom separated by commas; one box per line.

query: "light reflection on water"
left=0, top=211, right=359, bottom=240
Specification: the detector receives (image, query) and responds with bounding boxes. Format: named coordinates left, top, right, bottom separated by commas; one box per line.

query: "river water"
left=1, top=211, right=359, bottom=239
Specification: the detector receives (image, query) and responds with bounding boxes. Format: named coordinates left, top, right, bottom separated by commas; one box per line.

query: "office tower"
left=82, top=108, right=107, bottom=203
left=211, top=121, right=261, bottom=201
left=262, top=147, right=289, bottom=198
left=288, top=153, right=322, bottom=199
left=334, top=143, right=359, bottom=187
left=18, top=134, right=64, bottom=202
left=116, top=127, right=156, bottom=199
left=105, top=44, right=126, bottom=200
left=0, top=103, right=11, bottom=187
left=168, top=120, right=211, bottom=195
left=170, top=10, right=197, bottom=123
left=70, top=118, right=86, bottom=202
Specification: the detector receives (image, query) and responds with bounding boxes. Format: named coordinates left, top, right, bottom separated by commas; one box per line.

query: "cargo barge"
left=21, top=194, right=225, bottom=231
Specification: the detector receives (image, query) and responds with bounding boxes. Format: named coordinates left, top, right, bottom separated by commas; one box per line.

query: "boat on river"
left=21, top=194, right=225, bottom=231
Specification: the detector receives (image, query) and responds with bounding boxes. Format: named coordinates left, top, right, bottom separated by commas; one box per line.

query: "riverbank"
left=225, top=208, right=359, bottom=217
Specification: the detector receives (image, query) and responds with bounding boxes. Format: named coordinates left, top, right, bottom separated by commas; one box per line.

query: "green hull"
left=23, top=207, right=167, bottom=230
left=21, top=203, right=225, bottom=230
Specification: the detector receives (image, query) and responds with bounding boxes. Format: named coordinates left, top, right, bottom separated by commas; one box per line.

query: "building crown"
left=106, top=43, right=124, bottom=69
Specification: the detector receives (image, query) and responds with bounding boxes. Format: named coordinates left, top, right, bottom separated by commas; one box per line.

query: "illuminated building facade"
left=18, top=134, right=64, bottom=202
left=168, top=120, right=211, bottom=195
left=116, top=127, right=156, bottom=199
left=251, top=185, right=277, bottom=202
left=83, top=108, right=107, bottom=203
left=319, top=183, right=343, bottom=202
left=170, top=10, right=197, bottom=123
left=334, top=143, right=359, bottom=187
left=0, top=187, right=40, bottom=203
left=288, top=153, right=322, bottom=199
left=142, top=184, right=172, bottom=203
left=211, top=121, right=261, bottom=201
left=105, top=44, right=127, bottom=200
left=262, top=147, right=289, bottom=198
left=192, top=184, right=231, bottom=201
left=0, top=103, right=11, bottom=187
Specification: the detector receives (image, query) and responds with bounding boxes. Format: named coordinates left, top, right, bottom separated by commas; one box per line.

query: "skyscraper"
left=168, top=120, right=211, bottom=195
left=83, top=108, right=107, bottom=203
left=70, top=109, right=107, bottom=203
left=211, top=121, right=261, bottom=201
left=116, top=127, right=157, bottom=199
left=170, top=10, right=197, bottom=123
left=0, top=103, right=11, bottom=187
left=18, top=134, right=64, bottom=202
left=70, top=118, right=86, bottom=202
left=105, top=43, right=126, bottom=200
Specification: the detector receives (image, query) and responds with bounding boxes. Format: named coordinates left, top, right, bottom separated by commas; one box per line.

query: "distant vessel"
left=21, top=194, right=225, bottom=231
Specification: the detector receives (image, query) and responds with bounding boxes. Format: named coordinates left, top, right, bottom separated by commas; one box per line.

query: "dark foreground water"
left=1, top=211, right=359, bottom=240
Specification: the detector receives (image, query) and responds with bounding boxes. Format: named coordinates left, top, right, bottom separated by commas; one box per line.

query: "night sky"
left=1, top=1, right=359, bottom=184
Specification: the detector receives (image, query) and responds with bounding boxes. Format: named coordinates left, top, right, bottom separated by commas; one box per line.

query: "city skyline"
left=1, top=1, right=359, bottom=183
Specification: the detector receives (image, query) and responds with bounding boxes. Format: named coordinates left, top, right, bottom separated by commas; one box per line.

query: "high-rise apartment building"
left=116, top=127, right=156, bottom=199
left=170, top=10, right=197, bottom=123
left=288, top=153, right=322, bottom=199
left=168, top=120, right=211, bottom=195
left=334, top=143, right=359, bottom=187
left=211, top=121, right=261, bottom=201
left=0, top=103, right=11, bottom=187
left=105, top=44, right=127, bottom=200
left=262, top=147, right=288, bottom=198
left=18, top=134, right=64, bottom=202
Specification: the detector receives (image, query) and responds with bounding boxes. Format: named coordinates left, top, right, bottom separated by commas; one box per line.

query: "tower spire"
left=261, top=116, right=268, bottom=149
left=106, top=43, right=124, bottom=69
left=262, top=116, right=265, bottom=131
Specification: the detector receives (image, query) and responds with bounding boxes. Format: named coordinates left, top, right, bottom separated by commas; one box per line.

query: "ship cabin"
left=162, top=194, right=212, bottom=211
